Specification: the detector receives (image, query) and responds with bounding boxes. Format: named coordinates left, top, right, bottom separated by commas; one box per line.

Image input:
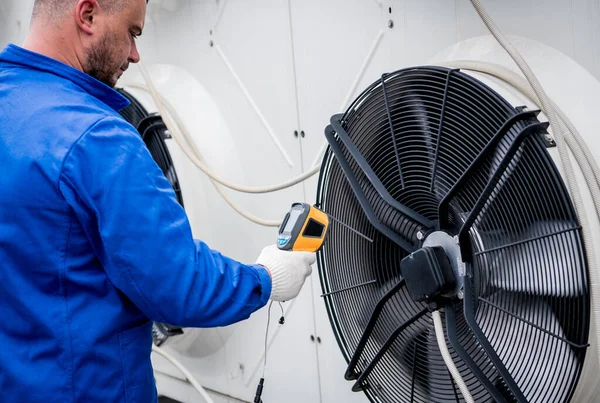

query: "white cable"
left=469, top=0, right=600, bottom=371
left=432, top=310, right=474, bottom=403
left=132, top=66, right=320, bottom=194
left=135, top=64, right=282, bottom=226
left=151, top=344, right=216, bottom=403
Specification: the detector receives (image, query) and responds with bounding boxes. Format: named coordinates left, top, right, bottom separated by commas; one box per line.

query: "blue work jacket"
left=0, top=44, right=271, bottom=402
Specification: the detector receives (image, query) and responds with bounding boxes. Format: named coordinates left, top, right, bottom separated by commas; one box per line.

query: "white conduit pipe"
left=432, top=310, right=474, bottom=403
left=132, top=67, right=320, bottom=195
left=134, top=66, right=283, bottom=226
left=152, top=344, right=215, bottom=403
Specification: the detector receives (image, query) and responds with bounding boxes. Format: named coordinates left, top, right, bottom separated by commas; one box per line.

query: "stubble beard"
left=85, top=31, right=123, bottom=88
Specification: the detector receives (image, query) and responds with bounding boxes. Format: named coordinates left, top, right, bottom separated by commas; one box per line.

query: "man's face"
left=84, top=0, right=146, bottom=87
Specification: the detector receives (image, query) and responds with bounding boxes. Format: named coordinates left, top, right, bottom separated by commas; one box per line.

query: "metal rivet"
left=294, top=130, right=299, bottom=137
left=388, top=20, right=394, bottom=29
left=317, top=337, right=322, bottom=344
left=310, top=335, right=315, bottom=342
left=416, top=231, right=424, bottom=240
left=300, top=130, right=305, bottom=138
left=209, top=40, right=214, bottom=47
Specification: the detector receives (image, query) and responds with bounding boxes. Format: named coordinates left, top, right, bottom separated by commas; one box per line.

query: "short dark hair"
left=32, top=0, right=148, bottom=21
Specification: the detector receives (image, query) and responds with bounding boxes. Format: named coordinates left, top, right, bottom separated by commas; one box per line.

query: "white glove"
left=256, top=245, right=316, bottom=302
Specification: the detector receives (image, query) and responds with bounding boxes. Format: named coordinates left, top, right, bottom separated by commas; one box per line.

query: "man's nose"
left=129, top=42, right=141, bottom=64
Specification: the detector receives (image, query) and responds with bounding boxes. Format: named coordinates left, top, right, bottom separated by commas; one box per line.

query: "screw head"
left=209, top=40, right=214, bottom=47
left=388, top=20, right=394, bottom=29
left=416, top=231, right=424, bottom=240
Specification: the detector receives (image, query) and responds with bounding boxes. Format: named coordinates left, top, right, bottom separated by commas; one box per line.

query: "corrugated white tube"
left=470, top=0, right=600, bottom=371
left=133, top=66, right=320, bottom=195
left=152, top=344, right=215, bottom=403
left=432, top=310, right=474, bottom=403
left=134, top=65, right=282, bottom=226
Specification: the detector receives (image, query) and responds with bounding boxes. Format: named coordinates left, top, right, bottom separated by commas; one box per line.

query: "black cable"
left=255, top=301, right=286, bottom=402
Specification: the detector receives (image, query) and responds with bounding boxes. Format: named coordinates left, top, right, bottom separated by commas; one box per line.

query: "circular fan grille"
left=317, top=66, right=590, bottom=403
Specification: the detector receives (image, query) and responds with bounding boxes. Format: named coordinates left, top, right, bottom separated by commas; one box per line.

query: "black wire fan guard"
left=316, top=66, right=590, bottom=403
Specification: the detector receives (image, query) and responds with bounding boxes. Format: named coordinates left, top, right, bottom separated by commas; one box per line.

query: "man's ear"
left=75, top=0, right=100, bottom=35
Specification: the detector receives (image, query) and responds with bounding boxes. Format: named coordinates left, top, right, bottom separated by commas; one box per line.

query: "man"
left=0, top=0, right=315, bottom=401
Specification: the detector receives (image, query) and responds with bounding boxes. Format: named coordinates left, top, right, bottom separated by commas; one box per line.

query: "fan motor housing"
left=401, top=246, right=456, bottom=304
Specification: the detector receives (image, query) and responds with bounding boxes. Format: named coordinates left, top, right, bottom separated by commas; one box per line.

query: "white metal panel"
left=0, top=1, right=33, bottom=48
left=454, top=0, right=600, bottom=80
left=456, top=0, right=575, bottom=58
left=290, top=0, right=386, bottom=170
left=571, top=0, right=598, bottom=78
left=142, top=0, right=311, bottom=260
left=388, top=0, right=460, bottom=67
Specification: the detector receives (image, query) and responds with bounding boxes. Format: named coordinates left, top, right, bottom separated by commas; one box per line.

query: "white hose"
left=132, top=67, right=320, bottom=195
left=432, top=310, right=474, bottom=403
left=470, top=0, right=600, bottom=372
left=135, top=64, right=282, bottom=226
left=151, top=344, right=215, bottom=403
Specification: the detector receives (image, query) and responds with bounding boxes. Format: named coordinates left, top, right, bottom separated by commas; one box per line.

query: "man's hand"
left=256, top=245, right=316, bottom=302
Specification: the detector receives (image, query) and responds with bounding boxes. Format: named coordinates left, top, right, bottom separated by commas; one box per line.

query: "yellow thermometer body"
left=277, top=203, right=329, bottom=252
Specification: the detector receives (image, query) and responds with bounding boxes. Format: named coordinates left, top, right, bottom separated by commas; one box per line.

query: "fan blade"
left=479, top=291, right=579, bottom=403
left=486, top=221, right=584, bottom=297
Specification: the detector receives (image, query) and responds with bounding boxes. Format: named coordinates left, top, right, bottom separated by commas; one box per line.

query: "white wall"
left=0, top=1, right=32, bottom=47
left=2, top=1, right=600, bottom=402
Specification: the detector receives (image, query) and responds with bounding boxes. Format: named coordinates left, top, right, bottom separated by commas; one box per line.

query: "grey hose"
left=432, top=310, right=475, bottom=403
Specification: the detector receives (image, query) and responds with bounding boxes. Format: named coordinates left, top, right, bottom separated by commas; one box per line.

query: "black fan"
left=317, top=67, right=590, bottom=402
left=117, top=88, right=184, bottom=345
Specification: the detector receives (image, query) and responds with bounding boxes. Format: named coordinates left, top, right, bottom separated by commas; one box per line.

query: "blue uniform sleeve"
left=58, top=116, right=271, bottom=327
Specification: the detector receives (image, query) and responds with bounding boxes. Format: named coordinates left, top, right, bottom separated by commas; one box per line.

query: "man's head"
left=29, top=0, right=148, bottom=87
